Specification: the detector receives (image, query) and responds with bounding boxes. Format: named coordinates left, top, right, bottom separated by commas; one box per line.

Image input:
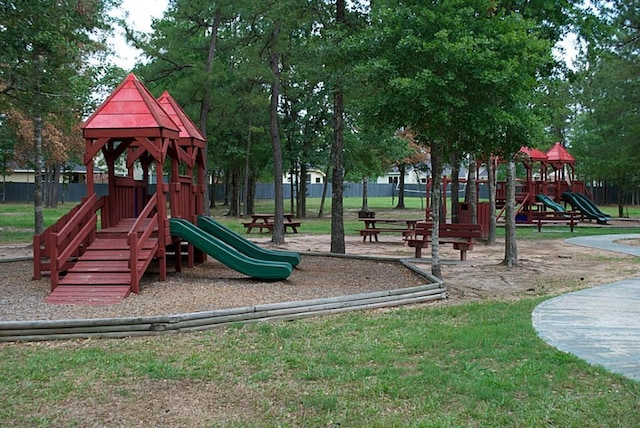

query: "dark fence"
left=1, top=182, right=430, bottom=203
left=1, top=181, right=625, bottom=205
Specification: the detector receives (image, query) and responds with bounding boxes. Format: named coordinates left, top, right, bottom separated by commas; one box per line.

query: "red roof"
left=157, top=91, right=205, bottom=143
left=82, top=73, right=179, bottom=138
left=546, top=142, right=575, bottom=164
left=519, top=146, right=548, bottom=162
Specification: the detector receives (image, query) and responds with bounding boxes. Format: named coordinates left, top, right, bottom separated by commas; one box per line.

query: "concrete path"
left=532, top=234, right=640, bottom=382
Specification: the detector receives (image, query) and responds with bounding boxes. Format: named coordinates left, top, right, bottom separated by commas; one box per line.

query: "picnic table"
left=406, top=221, right=483, bottom=261
left=242, top=213, right=301, bottom=234
left=358, top=218, right=419, bottom=242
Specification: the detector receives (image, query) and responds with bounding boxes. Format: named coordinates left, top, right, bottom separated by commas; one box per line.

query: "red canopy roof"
left=157, top=91, right=205, bottom=143
left=546, top=142, right=575, bottom=164
left=519, top=146, right=548, bottom=162
left=82, top=73, right=179, bottom=138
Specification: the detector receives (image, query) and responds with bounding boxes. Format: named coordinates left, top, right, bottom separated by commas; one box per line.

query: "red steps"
left=45, top=285, right=131, bottom=305
left=45, top=234, right=158, bottom=305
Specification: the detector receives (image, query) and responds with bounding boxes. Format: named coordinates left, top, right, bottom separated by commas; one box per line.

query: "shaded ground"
left=2, top=226, right=640, bottom=320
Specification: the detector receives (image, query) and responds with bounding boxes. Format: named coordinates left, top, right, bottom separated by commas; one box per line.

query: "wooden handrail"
left=33, top=195, right=94, bottom=279
left=55, top=215, right=97, bottom=270
left=128, top=193, right=159, bottom=294
left=55, top=193, right=100, bottom=240
left=45, top=194, right=104, bottom=290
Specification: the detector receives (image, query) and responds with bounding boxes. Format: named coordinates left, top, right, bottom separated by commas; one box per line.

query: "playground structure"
left=434, top=142, right=608, bottom=233
left=33, top=74, right=299, bottom=305
left=496, top=143, right=609, bottom=225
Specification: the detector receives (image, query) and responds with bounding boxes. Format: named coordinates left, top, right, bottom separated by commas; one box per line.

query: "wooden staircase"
left=45, top=219, right=159, bottom=305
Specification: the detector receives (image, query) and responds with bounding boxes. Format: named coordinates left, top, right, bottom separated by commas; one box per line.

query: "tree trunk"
left=618, top=185, right=624, bottom=218
left=247, top=174, right=255, bottom=216
left=242, top=114, right=252, bottom=217
left=298, top=163, right=307, bottom=218
left=502, top=159, right=518, bottom=266
left=361, top=176, right=369, bottom=212
left=330, top=0, right=346, bottom=253
left=51, top=165, right=60, bottom=208
left=318, top=165, right=330, bottom=218
left=198, top=7, right=222, bottom=217
left=228, top=168, right=240, bottom=217
left=330, top=87, right=345, bottom=253
left=451, top=152, right=460, bottom=223
left=269, top=24, right=285, bottom=245
left=487, top=157, right=497, bottom=245
left=33, top=116, right=44, bottom=235
left=467, top=156, right=477, bottom=224
left=430, top=142, right=444, bottom=278
left=395, top=164, right=406, bottom=209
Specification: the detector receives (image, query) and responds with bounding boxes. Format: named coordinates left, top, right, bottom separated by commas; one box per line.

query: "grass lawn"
left=2, top=299, right=640, bottom=426
left=3, top=197, right=640, bottom=244
left=1, top=198, right=640, bottom=426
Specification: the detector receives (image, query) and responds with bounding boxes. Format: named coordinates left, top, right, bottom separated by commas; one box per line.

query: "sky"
left=110, top=0, right=169, bottom=70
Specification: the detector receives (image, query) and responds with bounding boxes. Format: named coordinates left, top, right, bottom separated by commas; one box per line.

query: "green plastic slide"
left=169, top=218, right=293, bottom=281
left=561, top=192, right=609, bottom=224
left=197, top=216, right=301, bottom=267
left=535, top=194, right=566, bottom=212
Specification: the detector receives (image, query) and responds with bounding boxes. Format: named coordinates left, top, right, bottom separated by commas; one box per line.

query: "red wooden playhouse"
left=34, top=74, right=297, bottom=305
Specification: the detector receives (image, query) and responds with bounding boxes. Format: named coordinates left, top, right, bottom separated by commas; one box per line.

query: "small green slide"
left=197, top=216, right=301, bottom=267
left=169, top=218, right=293, bottom=281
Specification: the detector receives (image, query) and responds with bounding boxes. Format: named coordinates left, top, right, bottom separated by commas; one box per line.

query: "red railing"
left=128, top=193, right=159, bottom=294
left=45, top=194, right=104, bottom=290
left=33, top=199, right=84, bottom=280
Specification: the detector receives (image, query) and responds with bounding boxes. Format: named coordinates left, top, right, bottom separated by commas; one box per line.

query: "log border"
left=1, top=255, right=445, bottom=342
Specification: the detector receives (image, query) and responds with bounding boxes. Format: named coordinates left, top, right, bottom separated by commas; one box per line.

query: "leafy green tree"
left=356, top=0, right=553, bottom=275
left=572, top=54, right=640, bottom=216
left=569, top=1, right=640, bottom=216
left=1, top=0, right=119, bottom=233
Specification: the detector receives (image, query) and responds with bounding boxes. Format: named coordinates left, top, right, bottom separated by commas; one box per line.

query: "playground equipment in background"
left=34, top=74, right=298, bottom=305
left=494, top=143, right=605, bottom=226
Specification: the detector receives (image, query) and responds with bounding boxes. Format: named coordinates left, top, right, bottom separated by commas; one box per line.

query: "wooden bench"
left=242, top=221, right=301, bottom=234
left=406, top=222, right=483, bottom=261
left=531, top=211, right=577, bottom=232
left=359, top=228, right=415, bottom=242
left=242, top=222, right=274, bottom=233
left=284, top=221, right=301, bottom=233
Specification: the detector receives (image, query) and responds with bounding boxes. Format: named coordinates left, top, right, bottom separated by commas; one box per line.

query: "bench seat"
left=531, top=211, right=577, bottom=232
left=406, top=222, right=482, bottom=261
left=359, top=228, right=414, bottom=242
left=243, top=221, right=301, bottom=233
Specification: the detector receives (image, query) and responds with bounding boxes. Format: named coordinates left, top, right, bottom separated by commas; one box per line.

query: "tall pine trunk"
left=451, top=152, right=460, bottom=223
left=330, top=87, right=345, bottom=253
left=487, top=157, right=497, bottom=245
left=502, top=159, right=518, bottom=266
left=198, top=7, right=222, bottom=217
left=269, top=24, right=285, bottom=245
left=330, top=0, right=346, bottom=253
left=318, top=165, right=330, bottom=218
left=33, top=116, right=44, bottom=235
left=395, top=164, right=406, bottom=209
left=430, top=142, right=444, bottom=278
